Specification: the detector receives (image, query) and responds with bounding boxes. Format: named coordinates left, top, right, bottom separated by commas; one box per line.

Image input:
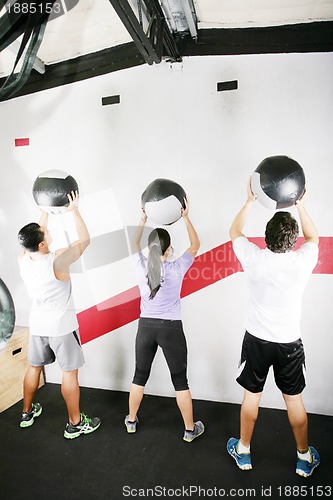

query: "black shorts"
left=236, top=331, right=306, bottom=395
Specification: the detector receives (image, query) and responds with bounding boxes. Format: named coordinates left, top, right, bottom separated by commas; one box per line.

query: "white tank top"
left=19, top=252, right=78, bottom=337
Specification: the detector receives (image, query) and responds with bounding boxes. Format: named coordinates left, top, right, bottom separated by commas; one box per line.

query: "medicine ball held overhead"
left=141, top=178, right=186, bottom=225
left=251, top=156, right=305, bottom=209
left=32, top=170, right=79, bottom=214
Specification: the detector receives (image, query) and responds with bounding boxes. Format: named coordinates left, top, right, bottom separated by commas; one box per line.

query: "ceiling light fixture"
left=160, top=0, right=197, bottom=38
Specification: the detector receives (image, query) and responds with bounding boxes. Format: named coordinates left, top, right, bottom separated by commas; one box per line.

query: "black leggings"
left=132, top=317, right=189, bottom=391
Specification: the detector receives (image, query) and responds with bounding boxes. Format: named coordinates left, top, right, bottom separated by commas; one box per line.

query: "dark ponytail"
left=147, top=228, right=171, bottom=299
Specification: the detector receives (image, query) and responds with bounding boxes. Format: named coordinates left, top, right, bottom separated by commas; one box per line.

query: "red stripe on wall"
left=78, top=286, right=140, bottom=344
left=181, top=240, right=242, bottom=297
left=15, top=138, right=29, bottom=147
left=314, top=237, right=333, bottom=274
left=78, top=236, right=333, bottom=344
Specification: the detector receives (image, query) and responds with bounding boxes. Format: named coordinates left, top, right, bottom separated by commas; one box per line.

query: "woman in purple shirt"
left=125, top=199, right=205, bottom=442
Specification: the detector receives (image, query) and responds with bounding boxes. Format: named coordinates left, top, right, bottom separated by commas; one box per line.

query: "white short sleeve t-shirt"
left=233, top=237, right=318, bottom=343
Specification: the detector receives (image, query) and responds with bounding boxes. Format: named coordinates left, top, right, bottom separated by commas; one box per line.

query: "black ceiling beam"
left=108, top=0, right=181, bottom=65
left=144, top=0, right=181, bottom=62
left=177, top=21, right=333, bottom=56
left=0, top=42, right=145, bottom=101
left=109, top=0, right=160, bottom=64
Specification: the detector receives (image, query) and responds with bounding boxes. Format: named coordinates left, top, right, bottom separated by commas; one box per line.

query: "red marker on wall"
left=15, top=138, right=29, bottom=147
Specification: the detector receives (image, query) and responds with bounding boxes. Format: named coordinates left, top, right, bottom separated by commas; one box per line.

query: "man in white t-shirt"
left=18, top=191, right=100, bottom=439
left=227, top=181, right=320, bottom=478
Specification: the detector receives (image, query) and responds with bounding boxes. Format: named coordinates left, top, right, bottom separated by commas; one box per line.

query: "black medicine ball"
left=251, top=156, right=305, bottom=209
left=141, top=178, right=186, bottom=225
left=32, top=170, right=79, bottom=214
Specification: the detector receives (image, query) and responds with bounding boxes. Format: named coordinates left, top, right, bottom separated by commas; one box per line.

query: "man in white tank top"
left=18, top=191, right=100, bottom=439
left=227, top=180, right=320, bottom=478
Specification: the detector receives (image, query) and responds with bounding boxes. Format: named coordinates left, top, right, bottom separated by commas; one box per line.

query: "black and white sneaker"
left=64, top=413, right=101, bottom=439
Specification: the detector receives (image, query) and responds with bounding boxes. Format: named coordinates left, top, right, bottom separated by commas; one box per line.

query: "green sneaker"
left=64, top=412, right=101, bottom=439
left=20, top=403, right=43, bottom=428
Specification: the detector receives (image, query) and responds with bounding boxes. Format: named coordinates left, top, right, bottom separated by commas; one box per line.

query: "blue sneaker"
left=227, top=437, right=252, bottom=470
left=296, top=446, right=320, bottom=477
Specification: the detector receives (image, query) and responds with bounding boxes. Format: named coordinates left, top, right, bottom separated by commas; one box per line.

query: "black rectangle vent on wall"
left=217, top=81, right=238, bottom=92
left=102, top=95, right=121, bottom=106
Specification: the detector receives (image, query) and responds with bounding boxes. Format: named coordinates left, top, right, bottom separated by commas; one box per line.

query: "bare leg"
left=128, top=383, right=145, bottom=421
left=175, top=389, right=194, bottom=430
left=61, top=369, right=81, bottom=425
left=240, top=389, right=262, bottom=447
left=283, top=393, right=308, bottom=451
left=22, top=365, right=43, bottom=412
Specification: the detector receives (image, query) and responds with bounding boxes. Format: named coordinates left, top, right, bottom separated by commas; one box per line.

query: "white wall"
left=0, top=52, right=332, bottom=415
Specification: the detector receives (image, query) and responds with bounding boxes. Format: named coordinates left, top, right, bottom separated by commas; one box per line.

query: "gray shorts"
left=28, top=330, right=85, bottom=371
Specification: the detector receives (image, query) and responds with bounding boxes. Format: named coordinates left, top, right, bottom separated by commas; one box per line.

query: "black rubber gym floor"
left=1, top=383, right=332, bottom=499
